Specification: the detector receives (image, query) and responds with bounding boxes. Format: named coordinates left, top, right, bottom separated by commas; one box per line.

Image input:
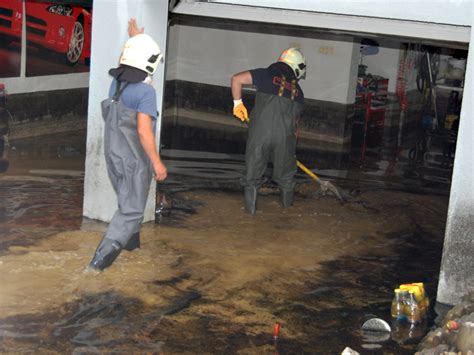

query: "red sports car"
left=0, top=0, right=92, bottom=65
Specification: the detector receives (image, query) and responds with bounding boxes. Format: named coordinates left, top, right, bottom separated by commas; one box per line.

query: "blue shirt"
left=109, top=80, right=158, bottom=119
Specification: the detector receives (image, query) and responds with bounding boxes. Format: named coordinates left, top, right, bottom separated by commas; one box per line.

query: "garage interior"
left=163, top=13, right=467, bottom=188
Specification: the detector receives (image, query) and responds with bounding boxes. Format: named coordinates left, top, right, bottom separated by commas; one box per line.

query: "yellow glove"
left=233, top=99, right=249, bottom=122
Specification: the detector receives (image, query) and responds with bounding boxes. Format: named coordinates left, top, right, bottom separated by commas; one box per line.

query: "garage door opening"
left=162, top=14, right=468, bottom=196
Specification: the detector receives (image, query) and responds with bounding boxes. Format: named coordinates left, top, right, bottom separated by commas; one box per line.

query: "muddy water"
left=0, top=129, right=450, bottom=353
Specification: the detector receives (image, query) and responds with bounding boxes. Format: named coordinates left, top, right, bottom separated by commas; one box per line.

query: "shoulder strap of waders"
left=290, top=79, right=296, bottom=101
left=278, top=75, right=286, bottom=97
left=112, top=81, right=130, bottom=102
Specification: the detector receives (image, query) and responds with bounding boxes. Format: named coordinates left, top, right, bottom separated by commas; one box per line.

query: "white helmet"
left=119, top=34, right=163, bottom=75
left=278, top=47, right=306, bottom=80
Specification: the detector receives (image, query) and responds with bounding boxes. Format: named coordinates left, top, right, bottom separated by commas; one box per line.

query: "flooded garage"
left=0, top=121, right=449, bottom=353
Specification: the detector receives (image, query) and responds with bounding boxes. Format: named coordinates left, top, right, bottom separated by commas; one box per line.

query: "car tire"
left=65, top=20, right=85, bottom=66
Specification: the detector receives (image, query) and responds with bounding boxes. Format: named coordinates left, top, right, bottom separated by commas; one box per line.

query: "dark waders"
left=243, top=77, right=303, bottom=214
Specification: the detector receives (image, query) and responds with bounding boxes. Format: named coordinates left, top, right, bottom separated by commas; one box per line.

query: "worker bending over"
left=231, top=48, right=306, bottom=214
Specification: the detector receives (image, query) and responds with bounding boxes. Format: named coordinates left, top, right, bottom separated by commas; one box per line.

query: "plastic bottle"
left=410, top=282, right=430, bottom=313
left=400, top=283, right=429, bottom=317
left=391, top=289, right=408, bottom=320
left=406, top=291, right=422, bottom=324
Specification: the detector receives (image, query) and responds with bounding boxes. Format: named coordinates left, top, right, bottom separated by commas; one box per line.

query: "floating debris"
left=361, top=318, right=391, bottom=332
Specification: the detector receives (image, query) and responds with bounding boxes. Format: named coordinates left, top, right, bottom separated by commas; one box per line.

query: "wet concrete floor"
left=0, top=124, right=451, bottom=353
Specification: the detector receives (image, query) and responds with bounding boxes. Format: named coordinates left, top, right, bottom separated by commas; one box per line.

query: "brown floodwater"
left=0, top=129, right=450, bottom=353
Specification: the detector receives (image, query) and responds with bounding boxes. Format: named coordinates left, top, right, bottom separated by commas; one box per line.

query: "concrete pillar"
left=437, top=20, right=474, bottom=306
left=83, top=0, right=169, bottom=222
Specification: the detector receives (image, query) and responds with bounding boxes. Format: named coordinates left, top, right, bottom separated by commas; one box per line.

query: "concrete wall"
left=168, top=20, right=439, bottom=100
left=2, top=74, right=89, bottom=95
left=5, top=89, right=88, bottom=140
left=174, top=2, right=470, bottom=45
left=165, top=21, right=360, bottom=152
left=437, top=25, right=474, bottom=306
left=362, top=41, right=401, bottom=93
left=83, top=0, right=169, bottom=223
left=210, top=0, right=472, bottom=26
left=168, top=24, right=358, bottom=104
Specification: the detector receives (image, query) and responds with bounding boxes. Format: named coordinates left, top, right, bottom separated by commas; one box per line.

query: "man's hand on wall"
left=128, top=18, right=144, bottom=37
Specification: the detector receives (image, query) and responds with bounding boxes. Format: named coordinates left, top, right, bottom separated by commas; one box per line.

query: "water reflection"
left=159, top=116, right=452, bottom=199
left=391, top=320, right=428, bottom=345
left=0, top=136, right=9, bottom=173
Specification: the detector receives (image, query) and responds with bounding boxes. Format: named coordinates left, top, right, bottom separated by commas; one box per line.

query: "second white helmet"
left=278, top=47, right=306, bottom=80
left=120, top=34, right=163, bottom=76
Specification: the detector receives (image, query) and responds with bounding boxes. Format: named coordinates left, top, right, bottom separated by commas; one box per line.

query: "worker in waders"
left=88, top=20, right=167, bottom=271
left=231, top=48, right=306, bottom=214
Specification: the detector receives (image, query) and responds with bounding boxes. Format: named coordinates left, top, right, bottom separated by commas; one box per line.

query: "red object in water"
left=273, top=322, right=281, bottom=339
left=446, top=320, right=459, bottom=330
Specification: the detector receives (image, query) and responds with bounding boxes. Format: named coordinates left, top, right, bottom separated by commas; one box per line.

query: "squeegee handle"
left=296, top=160, right=320, bottom=182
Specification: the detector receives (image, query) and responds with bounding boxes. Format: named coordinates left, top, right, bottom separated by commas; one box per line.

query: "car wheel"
left=65, top=21, right=85, bottom=65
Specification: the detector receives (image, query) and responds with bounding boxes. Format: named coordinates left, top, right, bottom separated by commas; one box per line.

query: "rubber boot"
left=280, top=190, right=294, bottom=208
left=123, top=232, right=140, bottom=251
left=88, top=237, right=123, bottom=271
left=244, top=187, right=258, bottom=215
